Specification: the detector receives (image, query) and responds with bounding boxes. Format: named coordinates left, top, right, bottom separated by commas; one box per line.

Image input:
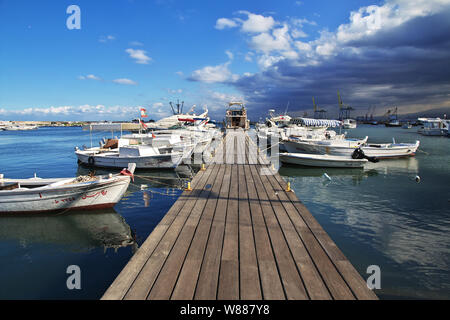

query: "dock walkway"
left=102, top=129, right=377, bottom=300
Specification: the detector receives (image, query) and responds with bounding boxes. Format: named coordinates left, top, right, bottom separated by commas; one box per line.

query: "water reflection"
left=0, top=209, right=137, bottom=252
left=279, top=154, right=450, bottom=299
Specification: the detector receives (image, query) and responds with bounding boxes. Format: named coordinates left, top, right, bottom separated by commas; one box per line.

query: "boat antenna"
left=284, top=101, right=290, bottom=115
left=181, top=101, right=184, bottom=114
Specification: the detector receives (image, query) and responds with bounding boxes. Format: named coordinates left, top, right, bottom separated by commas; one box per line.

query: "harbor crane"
left=337, top=90, right=354, bottom=120
left=312, top=97, right=327, bottom=119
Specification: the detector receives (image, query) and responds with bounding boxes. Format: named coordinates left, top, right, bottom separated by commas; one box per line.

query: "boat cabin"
left=225, top=102, right=250, bottom=130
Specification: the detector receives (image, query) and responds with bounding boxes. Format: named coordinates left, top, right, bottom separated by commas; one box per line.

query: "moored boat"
left=75, top=144, right=190, bottom=169
left=283, top=136, right=368, bottom=154
left=0, top=164, right=136, bottom=214
left=279, top=153, right=368, bottom=168
left=361, top=141, right=420, bottom=158
left=417, top=118, right=449, bottom=136
left=343, top=119, right=357, bottom=129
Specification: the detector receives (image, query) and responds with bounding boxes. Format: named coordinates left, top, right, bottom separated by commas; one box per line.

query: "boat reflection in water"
left=0, top=208, right=137, bottom=253
left=278, top=156, right=450, bottom=299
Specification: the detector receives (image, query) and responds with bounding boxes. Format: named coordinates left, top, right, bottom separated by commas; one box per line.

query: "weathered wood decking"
left=102, top=130, right=378, bottom=300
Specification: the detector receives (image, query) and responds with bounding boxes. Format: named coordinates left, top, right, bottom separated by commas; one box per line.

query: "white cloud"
left=175, top=71, right=184, bottom=77
left=167, top=88, right=183, bottom=94
left=240, top=12, right=276, bottom=33
left=215, top=18, right=238, bottom=30
left=112, top=78, right=138, bottom=85
left=291, top=28, right=308, bottom=38
left=78, top=74, right=101, bottom=81
left=190, top=62, right=239, bottom=83
left=257, top=54, right=285, bottom=69
left=125, top=48, right=152, bottom=64
left=129, top=41, right=144, bottom=46
left=250, top=24, right=293, bottom=55
left=225, top=50, right=234, bottom=60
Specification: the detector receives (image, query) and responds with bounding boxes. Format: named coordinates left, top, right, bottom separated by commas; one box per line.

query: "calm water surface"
left=0, top=127, right=189, bottom=299
left=279, top=125, right=450, bottom=299
left=0, top=125, right=448, bottom=299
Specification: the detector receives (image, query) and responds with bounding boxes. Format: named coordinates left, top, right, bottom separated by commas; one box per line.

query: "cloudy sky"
left=1, top=0, right=449, bottom=121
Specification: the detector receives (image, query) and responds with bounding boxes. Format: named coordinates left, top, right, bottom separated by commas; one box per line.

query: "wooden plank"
left=259, top=170, right=332, bottom=300
left=123, top=166, right=215, bottom=299
left=170, top=164, right=226, bottom=299
left=147, top=164, right=221, bottom=299
left=225, top=131, right=235, bottom=164
left=101, top=168, right=208, bottom=300
left=243, top=165, right=285, bottom=300
left=236, top=131, right=246, bottom=164
left=217, top=164, right=240, bottom=299
left=194, top=165, right=232, bottom=299
left=270, top=172, right=377, bottom=300
left=250, top=165, right=308, bottom=300
left=237, top=165, right=262, bottom=299
left=246, top=134, right=258, bottom=165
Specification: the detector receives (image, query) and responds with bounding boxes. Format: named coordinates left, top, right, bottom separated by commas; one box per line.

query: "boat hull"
left=280, top=153, right=367, bottom=168
left=283, top=137, right=367, bottom=155
left=0, top=177, right=131, bottom=214
left=283, top=139, right=419, bottom=158
left=76, top=151, right=183, bottom=169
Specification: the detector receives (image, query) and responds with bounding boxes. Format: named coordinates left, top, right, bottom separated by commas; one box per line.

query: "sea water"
left=0, top=127, right=189, bottom=299
left=0, top=125, right=448, bottom=299
left=279, top=125, right=450, bottom=299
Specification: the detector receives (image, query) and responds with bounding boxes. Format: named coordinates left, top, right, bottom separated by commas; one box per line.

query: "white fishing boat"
left=279, top=153, right=368, bottom=168
left=283, top=135, right=418, bottom=158
left=0, top=164, right=136, bottom=214
left=226, top=102, right=250, bottom=130
left=77, top=119, right=197, bottom=169
left=256, top=116, right=342, bottom=151
left=417, top=118, right=449, bottom=136
left=3, top=125, right=38, bottom=131
left=283, top=136, right=368, bottom=154
left=75, top=143, right=191, bottom=169
left=362, top=141, right=420, bottom=158
left=342, top=119, right=357, bottom=129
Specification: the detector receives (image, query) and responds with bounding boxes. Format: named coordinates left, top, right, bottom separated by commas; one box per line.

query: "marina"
left=0, top=120, right=449, bottom=300
left=2, top=0, right=450, bottom=305
left=102, top=130, right=377, bottom=300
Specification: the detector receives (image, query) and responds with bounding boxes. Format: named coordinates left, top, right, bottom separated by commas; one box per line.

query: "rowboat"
left=75, top=143, right=193, bottom=169
left=0, top=164, right=136, bottom=214
left=283, top=136, right=368, bottom=154
left=361, top=141, right=420, bottom=158
left=279, top=153, right=368, bottom=168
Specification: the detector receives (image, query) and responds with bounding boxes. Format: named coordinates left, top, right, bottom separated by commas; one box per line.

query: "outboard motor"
left=352, top=148, right=379, bottom=163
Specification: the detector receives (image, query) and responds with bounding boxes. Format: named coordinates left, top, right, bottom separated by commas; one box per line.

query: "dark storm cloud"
left=231, top=7, right=450, bottom=119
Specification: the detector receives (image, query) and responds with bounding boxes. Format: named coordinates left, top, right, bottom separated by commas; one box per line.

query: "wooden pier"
left=102, top=130, right=378, bottom=300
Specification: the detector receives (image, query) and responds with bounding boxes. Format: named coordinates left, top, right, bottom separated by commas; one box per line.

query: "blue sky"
left=1, top=0, right=449, bottom=121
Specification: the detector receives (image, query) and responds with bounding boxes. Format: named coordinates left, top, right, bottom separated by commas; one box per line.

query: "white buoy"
left=323, top=173, right=332, bottom=181
left=415, top=175, right=421, bottom=183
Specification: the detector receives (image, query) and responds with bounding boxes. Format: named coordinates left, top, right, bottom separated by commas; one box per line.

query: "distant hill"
left=399, top=107, right=449, bottom=119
